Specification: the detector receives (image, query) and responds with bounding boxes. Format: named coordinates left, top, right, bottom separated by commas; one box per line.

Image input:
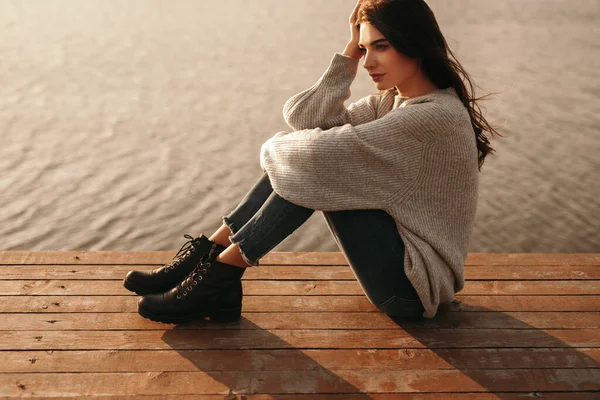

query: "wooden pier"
left=1, top=251, right=599, bottom=399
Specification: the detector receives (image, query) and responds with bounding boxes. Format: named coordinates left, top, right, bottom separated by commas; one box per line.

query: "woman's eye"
left=360, top=45, right=387, bottom=53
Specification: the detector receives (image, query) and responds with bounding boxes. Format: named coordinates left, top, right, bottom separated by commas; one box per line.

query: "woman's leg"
left=216, top=172, right=315, bottom=267
left=322, top=209, right=425, bottom=319
left=217, top=172, right=275, bottom=246
left=207, top=172, right=276, bottom=267
left=136, top=172, right=315, bottom=323
left=204, top=172, right=422, bottom=317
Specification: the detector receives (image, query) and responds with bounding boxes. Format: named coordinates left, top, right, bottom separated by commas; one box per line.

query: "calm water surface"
left=0, top=0, right=598, bottom=252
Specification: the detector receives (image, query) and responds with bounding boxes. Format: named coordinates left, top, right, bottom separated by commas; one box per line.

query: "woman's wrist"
left=342, top=43, right=362, bottom=60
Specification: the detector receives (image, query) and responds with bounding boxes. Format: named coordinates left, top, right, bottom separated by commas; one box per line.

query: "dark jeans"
left=222, top=172, right=425, bottom=319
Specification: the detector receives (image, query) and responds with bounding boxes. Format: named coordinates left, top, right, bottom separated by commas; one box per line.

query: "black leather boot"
left=137, top=255, right=247, bottom=324
left=123, top=234, right=227, bottom=295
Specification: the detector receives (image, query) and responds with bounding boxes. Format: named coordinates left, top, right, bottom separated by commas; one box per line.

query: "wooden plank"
left=3, top=312, right=600, bottom=331
left=2, top=348, right=599, bottom=373
left=0, top=251, right=345, bottom=265
left=2, top=279, right=599, bottom=296
left=0, top=251, right=598, bottom=266
left=464, top=253, right=600, bottom=266
left=2, top=295, right=600, bottom=313
left=1, top=329, right=599, bottom=350
left=1, top=251, right=597, bottom=399
left=2, top=369, right=599, bottom=396
left=0, top=394, right=596, bottom=400
left=2, top=265, right=600, bottom=280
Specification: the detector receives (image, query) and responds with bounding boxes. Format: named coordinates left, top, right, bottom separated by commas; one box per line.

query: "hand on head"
left=346, top=0, right=365, bottom=60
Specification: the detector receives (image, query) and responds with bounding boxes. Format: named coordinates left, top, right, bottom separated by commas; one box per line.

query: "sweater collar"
left=392, top=86, right=456, bottom=109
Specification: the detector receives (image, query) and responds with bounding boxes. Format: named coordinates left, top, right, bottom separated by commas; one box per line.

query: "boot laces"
left=175, top=258, right=213, bottom=299
left=164, top=234, right=201, bottom=273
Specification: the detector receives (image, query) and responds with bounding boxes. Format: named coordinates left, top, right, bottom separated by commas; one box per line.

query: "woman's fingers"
left=348, top=0, right=363, bottom=47
left=349, top=0, right=362, bottom=24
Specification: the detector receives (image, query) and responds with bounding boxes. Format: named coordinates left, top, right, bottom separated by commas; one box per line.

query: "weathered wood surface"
left=1, top=251, right=599, bottom=398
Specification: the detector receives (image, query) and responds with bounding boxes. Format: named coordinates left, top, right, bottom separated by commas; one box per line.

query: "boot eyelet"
left=198, top=276, right=203, bottom=280
left=192, top=280, right=198, bottom=285
left=176, top=295, right=181, bottom=299
left=205, top=262, right=211, bottom=267
left=183, top=291, right=187, bottom=296
left=187, top=286, right=192, bottom=290
left=202, top=269, right=207, bottom=273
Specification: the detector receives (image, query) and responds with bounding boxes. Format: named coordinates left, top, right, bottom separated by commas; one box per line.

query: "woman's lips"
left=371, top=74, right=385, bottom=81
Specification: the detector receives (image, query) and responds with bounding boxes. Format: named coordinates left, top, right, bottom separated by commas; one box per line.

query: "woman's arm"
left=283, top=1, right=375, bottom=130
left=261, top=102, right=457, bottom=211
left=283, top=53, right=380, bottom=131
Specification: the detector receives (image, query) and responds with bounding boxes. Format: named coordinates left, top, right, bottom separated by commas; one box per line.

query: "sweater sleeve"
left=260, top=105, right=435, bottom=212
left=282, top=53, right=379, bottom=130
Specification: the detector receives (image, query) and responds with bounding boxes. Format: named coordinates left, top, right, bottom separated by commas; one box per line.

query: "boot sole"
left=138, top=304, right=242, bottom=324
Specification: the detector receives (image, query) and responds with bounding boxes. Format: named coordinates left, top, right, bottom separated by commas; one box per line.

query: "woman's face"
left=358, top=22, right=421, bottom=93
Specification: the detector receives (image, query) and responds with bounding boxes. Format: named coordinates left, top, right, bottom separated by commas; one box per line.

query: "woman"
left=123, top=0, right=501, bottom=323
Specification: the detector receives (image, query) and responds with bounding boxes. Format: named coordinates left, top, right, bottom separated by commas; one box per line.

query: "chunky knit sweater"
left=260, top=52, right=479, bottom=318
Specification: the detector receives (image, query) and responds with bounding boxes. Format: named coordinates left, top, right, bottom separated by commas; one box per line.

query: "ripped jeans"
left=222, top=172, right=425, bottom=319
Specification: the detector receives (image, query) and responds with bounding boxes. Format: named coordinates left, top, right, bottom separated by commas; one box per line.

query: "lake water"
left=1, top=0, right=598, bottom=253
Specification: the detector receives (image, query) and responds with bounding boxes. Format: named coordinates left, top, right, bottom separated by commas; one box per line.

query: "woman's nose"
left=363, top=52, right=375, bottom=69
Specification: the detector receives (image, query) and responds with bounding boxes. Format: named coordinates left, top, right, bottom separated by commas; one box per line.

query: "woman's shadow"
left=160, top=296, right=600, bottom=398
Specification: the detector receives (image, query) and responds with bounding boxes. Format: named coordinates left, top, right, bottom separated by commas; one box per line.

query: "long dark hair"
left=357, top=0, right=503, bottom=171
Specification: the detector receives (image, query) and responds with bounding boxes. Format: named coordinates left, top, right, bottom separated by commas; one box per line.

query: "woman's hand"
left=343, top=0, right=364, bottom=60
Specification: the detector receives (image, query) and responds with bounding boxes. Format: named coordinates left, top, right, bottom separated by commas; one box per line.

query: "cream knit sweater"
left=260, top=52, right=479, bottom=318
